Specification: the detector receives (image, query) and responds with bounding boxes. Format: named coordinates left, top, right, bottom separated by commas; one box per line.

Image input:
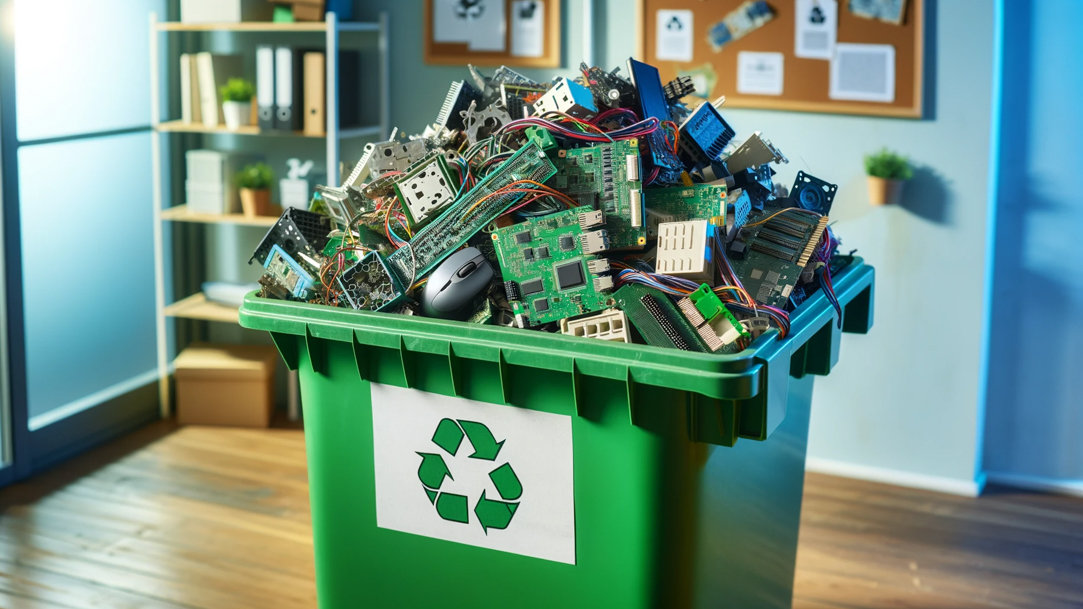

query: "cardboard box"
left=291, top=1, right=325, bottom=22
left=175, top=343, right=278, bottom=427
left=181, top=0, right=274, bottom=23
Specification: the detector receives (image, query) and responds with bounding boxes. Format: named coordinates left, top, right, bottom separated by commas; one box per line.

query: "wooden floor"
left=0, top=422, right=1080, bottom=609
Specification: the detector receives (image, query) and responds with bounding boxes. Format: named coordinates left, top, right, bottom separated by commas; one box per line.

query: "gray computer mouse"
left=421, top=247, right=494, bottom=320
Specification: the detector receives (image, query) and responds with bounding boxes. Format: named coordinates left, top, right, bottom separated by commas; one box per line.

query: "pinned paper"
left=794, top=0, right=837, bottom=60
left=433, top=0, right=507, bottom=52
left=465, top=0, right=506, bottom=51
left=656, top=10, right=694, bottom=62
left=511, top=1, right=544, bottom=57
left=830, top=43, right=895, bottom=102
left=848, top=0, right=907, bottom=25
left=737, top=52, right=784, bottom=96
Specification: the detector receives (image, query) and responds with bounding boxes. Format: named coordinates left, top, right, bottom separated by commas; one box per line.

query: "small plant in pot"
left=864, top=148, right=913, bottom=206
left=219, top=78, right=255, bottom=130
left=237, top=162, right=274, bottom=217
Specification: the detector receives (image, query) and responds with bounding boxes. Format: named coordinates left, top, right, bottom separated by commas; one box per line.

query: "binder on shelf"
left=274, top=47, right=303, bottom=132
left=196, top=53, right=243, bottom=128
left=339, top=50, right=362, bottom=129
left=256, top=46, right=276, bottom=132
left=180, top=54, right=203, bottom=125
left=303, top=52, right=325, bottom=136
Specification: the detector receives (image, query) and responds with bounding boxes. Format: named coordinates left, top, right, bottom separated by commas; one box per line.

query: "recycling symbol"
left=416, top=418, right=522, bottom=533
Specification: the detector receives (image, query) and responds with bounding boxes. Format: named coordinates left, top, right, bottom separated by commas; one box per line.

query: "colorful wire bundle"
left=590, top=107, right=639, bottom=127
left=610, top=258, right=791, bottom=338
left=496, top=115, right=661, bottom=144
left=815, top=226, right=842, bottom=327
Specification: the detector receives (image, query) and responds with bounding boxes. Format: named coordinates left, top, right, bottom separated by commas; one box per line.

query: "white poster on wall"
left=737, top=51, right=784, bottom=96
left=433, top=0, right=507, bottom=51
left=371, top=383, right=576, bottom=565
left=656, top=9, right=694, bottom=62
left=511, top=0, right=545, bottom=57
left=794, top=0, right=837, bottom=60
left=830, top=43, right=896, bottom=102
left=433, top=0, right=470, bottom=42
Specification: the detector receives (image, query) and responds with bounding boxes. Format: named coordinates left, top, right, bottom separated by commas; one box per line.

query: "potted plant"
left=864, top=148, right=913, bottom=206
left=219, top=78, right=255, bottom=130
left=237, top=162, right=274, bottom=217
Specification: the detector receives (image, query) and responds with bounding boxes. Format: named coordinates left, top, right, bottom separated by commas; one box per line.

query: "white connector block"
left=560, top=309, right=630, bottom=343
left=533, top=78, right=598, bottom=119
left=394, top=157, right=456, bottom=227
left=656, top=219, right=713, bottom=283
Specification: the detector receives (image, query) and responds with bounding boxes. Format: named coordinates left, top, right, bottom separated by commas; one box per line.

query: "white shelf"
left=163, top=292, right=239, bottom=324
left=160, top=204, right=281, bottom=227
left=155, top=21, right=379, bottom=33
left=155, top=120, right=381, bottom=139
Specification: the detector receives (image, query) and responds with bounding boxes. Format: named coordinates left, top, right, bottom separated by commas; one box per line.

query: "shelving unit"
left=155, top=119, right=382, bottom=139
left=149, top=11, right=389, bottom=419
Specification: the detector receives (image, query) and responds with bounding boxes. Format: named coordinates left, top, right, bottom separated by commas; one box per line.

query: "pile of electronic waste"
left=250, top=59, right=852, bottom=353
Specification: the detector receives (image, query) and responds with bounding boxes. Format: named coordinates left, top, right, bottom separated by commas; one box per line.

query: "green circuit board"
left=613, top=284, right=709, bottom=352
left=549, top=140, right=645, bottom=250
left=730, top=210, right=827, bottom=307
left=643, top=183, right=729, bottom=238
left=492, top=205, right=615, bottom=326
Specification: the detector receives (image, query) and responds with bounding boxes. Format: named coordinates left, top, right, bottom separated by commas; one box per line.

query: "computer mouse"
left=421, top=247, right=494, bottom=320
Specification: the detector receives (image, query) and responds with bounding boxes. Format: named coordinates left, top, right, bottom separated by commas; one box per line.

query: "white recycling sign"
left=370, top=383, right=576, bottom=565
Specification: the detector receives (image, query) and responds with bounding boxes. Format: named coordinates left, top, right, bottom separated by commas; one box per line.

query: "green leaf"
left=864, top=148, right=913, bottom=180
left=236, top=162, right=274, bottom=190
left=219, top=77, right=255, bottom=102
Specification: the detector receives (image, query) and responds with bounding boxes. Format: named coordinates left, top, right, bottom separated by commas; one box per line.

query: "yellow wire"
left=714, top=285, right=756, bottom=307
left=743, top=207, right=823, bottom=228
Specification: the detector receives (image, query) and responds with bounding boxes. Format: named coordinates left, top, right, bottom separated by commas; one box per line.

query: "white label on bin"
left=370, top=383, right=576, bottom=564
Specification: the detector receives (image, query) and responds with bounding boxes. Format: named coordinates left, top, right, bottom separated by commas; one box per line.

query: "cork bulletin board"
left=638, top=0, right=925, bottom=118
left=425, top=0, right=562, bottom=68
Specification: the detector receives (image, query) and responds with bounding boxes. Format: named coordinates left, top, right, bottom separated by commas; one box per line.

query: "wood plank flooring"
left=0, top=422, right=1080, bottom=609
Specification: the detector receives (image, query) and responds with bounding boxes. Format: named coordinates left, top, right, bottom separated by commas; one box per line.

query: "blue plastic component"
left=264, top=244, right=316, bottom=299
left=560, top=78, right=598, bottom=114
left=627, top=58, right=683, bottom=184
left=678, top=102, right=736, bottom=169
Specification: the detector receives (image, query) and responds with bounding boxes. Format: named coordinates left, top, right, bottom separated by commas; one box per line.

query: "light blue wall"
left=596, top=1, right=997, bottom=488
left=983, top=0, right=1083, bottom=487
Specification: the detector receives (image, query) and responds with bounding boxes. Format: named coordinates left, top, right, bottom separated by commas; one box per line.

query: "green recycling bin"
left=239, top=258, right=874, bottom=609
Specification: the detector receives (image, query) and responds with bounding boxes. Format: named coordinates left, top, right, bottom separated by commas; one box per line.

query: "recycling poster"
left=371, top=383, right=576, bottom=564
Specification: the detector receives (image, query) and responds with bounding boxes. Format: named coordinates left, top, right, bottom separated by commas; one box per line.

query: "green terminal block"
left=689, top=283, right=725, bottom=322
left=686, top=283, right=750, bottom=348
left=525, top=126, right=558, bottom=154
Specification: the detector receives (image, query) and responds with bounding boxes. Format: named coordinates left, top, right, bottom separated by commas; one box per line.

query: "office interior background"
left=0, top=0, right=1079, bottom=608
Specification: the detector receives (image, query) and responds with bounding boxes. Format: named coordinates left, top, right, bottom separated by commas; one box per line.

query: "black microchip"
left=536, top=246, right=550, bottom=259
left=559, top=235, right=575, bottom=251
left=515, top=231, right=531, bottom=244
left=554, top=261, right=586, bottom=290
left=534, top=298, right=550, bottom=313
left=521, top=279, right=544, bottom=295
left=523, top=248, right=534, bottom=261
left=503, top=280, right=521, bottom=301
